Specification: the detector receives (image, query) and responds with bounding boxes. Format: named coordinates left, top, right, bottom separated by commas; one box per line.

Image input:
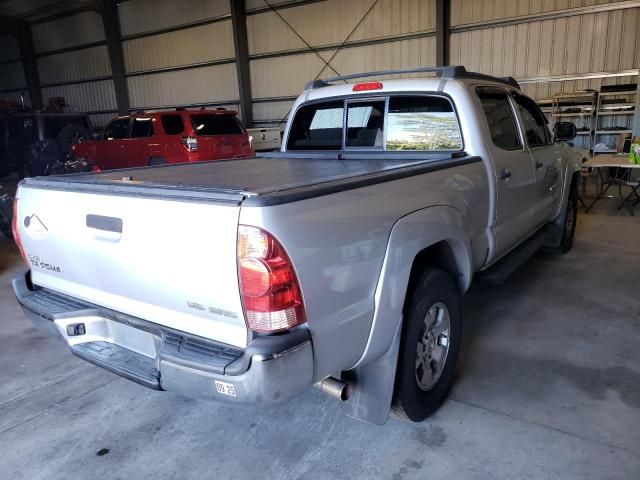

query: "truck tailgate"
left=16, top=185, right=248, bottom=348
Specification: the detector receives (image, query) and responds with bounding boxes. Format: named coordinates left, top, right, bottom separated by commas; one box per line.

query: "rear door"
left=127, top=116, right=155, bottom=166
left=17, top=185, right=248, bottom=347
left=512, top=93, right=562, bottom=227
left=98, top=118, right=130, bottom=169
left=476, top=88, right=538, bottom=258
left=190, top=114, right=251, bottom=159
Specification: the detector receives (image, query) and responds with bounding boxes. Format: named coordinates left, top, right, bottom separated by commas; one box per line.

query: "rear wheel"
left=546, top=181, right=578, bottom=254
left=392, top=268, right=461, bottom=421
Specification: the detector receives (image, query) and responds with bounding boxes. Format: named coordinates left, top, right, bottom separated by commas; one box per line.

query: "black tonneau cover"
left=22, top=154, right=480, bottom=206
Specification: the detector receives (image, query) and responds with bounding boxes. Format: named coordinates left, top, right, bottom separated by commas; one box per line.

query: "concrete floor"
left=1, top=189, right=639, bottom=479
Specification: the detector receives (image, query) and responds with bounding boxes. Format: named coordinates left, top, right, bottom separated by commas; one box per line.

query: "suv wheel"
left=392, top=268, right=461, bottom=421
left=56, top=124, right=90, bottom=155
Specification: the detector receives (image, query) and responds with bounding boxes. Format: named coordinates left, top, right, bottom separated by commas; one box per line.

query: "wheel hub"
left=415, top=302, right=451, bottom=392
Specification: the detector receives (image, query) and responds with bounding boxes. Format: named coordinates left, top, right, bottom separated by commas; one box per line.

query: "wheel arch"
left=352, top=205, right=473, bottom=369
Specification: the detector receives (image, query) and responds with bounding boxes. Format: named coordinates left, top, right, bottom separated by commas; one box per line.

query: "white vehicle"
left=247, top=127, right=281, bottom=151
left=12, top=66, right=582, bottom=424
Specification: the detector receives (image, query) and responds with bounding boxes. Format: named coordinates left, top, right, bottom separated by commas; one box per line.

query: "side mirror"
left=554, top=121, right=577, bottom=142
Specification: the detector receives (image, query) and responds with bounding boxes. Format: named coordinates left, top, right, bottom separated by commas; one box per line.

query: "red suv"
left=72, top=108, right=254, bottom=170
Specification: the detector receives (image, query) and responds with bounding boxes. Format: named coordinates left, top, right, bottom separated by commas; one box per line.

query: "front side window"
left=191, top=115, right=243, bottom=135
left=386, top=96, right=462, bottom=151
left=287, top=101, right=344, bottom=150
left=161, top=114, right=185, bottom=135
left=513, top=94, right=552, bottom=147
left=476, top=89, right=522, bottom=151
left=131, top=117, right=154, bottom=138
left=104, top=118, right=130, bottom=140
left=346, top=100, right=385, bottom=148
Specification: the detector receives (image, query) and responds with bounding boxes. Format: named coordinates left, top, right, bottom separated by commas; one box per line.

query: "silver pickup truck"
left=12, top=66, right=582, bottom=424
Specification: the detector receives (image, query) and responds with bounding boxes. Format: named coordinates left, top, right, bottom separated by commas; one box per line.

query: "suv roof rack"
left=304, top=65, right=520, bottom=91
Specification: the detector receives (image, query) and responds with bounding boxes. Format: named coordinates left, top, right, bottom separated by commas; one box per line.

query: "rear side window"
left=131, top=117, right=154, bottom=138
left=346, top=100, right=385, bottom=148
left=386, top=96, right=462, bottom=151
left=476, top=90, right=522, bottom=151
left=191, top=115, right=243, bottom=135
left=513, top=94, right=552, bottom=147
left=161, top=114, right=185, bottom=135
left=287, top=101, right=344, bottom=150
left=104, top=118, right=130, bottom=140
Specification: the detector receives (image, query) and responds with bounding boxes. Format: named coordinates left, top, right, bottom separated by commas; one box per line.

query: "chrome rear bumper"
left=13, top=272, right=314, bottom=405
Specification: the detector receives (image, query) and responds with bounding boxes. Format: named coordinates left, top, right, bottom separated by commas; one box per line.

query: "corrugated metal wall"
left=32, top=11, right=105, bottom=53
left=450, top=1, right=640, bottom=100
left=0, top=34, right=26, bottom=103
left=29, top=10, right=115, bottom=128
left=2, top=0, right=638, bottom=135
left=248, top=0, right=437, bottom=124
left=119, top=0, right=239, bottom=119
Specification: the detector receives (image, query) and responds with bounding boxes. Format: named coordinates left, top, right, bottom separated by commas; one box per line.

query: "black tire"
left=547, top=181, right=578, bottom=254
left=0, top=195, right=13, bottom=240
left=392, top=268, right=461, bottom=422
left=56, top=124, right=90, bottom=156
left=148, top=157, right=167, bottom=166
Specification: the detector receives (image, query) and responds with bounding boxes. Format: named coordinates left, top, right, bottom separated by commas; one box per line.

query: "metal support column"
left=633, top=73, right=640, bottom=138
left=436, top=0, right=450, bottom=67
left=230, top=0, right=253, bottom=127
left=15, top=22, right=43, bottom=110
left=100, top=0, right=130, bottom=114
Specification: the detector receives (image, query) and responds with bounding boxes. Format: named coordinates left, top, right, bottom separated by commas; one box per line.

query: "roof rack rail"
left=304, top=65, right=520, bottom=91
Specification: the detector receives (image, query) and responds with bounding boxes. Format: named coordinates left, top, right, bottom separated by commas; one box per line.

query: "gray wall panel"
left=247, top=0, right=435, bottom=55
left=37, top=46, right=112, bottom=85
left=451, top=0, right=623, bottom=25
left=33, top=11, right=105, bottom=53
left=123, top=20, right=234, bottom=73
left=119, top=0, right=231, bottom=37
left=0, top=62, right=26, bottom=91
left=253, top=100, right=293, bottom=123
left=127, top=63, right=239, bottom=109
left=41, top=80, right=117, bottom=112
left=0, top=35, right=21, bottom=62
left=450, top=7, right=640, bottom=100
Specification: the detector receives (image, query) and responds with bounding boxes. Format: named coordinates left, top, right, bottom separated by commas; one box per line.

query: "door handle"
left=535, top=160, right=544, bottom=170
left=499, top=169, right=512, bottom=180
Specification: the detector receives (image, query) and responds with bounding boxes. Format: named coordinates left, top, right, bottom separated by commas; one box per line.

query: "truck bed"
left=22, top=153, right=479, bottom=206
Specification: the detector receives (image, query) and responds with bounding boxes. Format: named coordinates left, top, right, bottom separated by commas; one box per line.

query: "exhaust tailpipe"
left=316, top=377, right=349, bottom=401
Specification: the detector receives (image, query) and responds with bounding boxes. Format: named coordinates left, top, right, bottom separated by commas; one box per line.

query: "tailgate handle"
left=86, top=214, right=123, bottom=233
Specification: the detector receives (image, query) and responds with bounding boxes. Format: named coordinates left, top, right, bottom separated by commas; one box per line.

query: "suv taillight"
left=238, top=225, right=305, bottom=333
left=181, top=136, right=198, bottom=152
left=11, top=196, right=28, bottom=264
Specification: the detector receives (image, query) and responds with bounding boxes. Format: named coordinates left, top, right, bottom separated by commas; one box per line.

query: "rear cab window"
left=190, top=114, right=244, bottom=136
left=286, top=95, right=463, bottom=151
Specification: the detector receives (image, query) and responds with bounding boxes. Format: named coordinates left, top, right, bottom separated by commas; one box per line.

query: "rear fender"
left=341, top=206, right=472, bottom=424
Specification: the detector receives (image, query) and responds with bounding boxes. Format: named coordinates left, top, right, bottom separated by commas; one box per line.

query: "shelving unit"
left=593, top=85, right=636, bottom=151
left=548, top=91, right=598, bottom=151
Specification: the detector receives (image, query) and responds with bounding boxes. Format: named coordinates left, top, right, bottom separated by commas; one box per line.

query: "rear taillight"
left=238, top=225, right=305, bottom=333
left=11, top=196, right=28, bottom=264
left=181, top=136, right=198, bottom=152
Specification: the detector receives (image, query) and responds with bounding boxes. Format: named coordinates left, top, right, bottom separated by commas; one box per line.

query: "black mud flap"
left=340, top=321, right=403, bottom=425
